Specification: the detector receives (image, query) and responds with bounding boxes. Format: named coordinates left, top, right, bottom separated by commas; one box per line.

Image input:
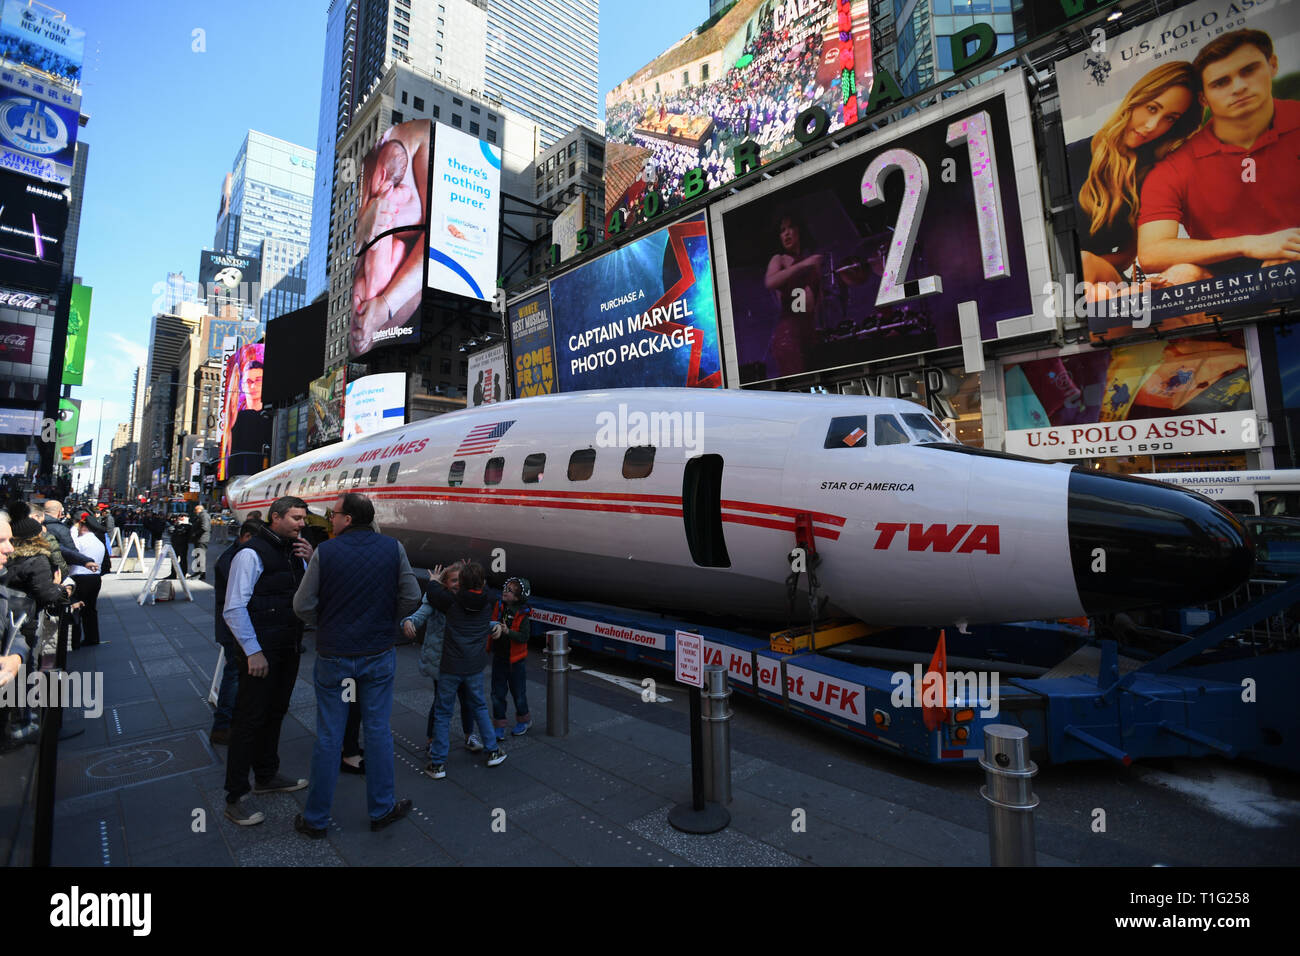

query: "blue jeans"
left=490, top=656, right=530, bottom=730
left=429, top=671, right=496, bottom=764
left=425, top=680, right=474, bottom=739
left=212, top=639, right=240, bottom=731
left=303, top=649, right=397, bottom=828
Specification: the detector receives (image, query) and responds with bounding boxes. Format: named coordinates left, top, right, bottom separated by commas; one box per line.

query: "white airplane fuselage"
left=226, top=389, right=1250, bottom=626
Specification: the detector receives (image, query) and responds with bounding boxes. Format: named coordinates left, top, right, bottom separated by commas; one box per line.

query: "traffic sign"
left=675, top=630, right=704, bottom=688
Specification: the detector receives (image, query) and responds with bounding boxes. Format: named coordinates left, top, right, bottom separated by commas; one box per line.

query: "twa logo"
left=873, top=522, right=1000, bottom=554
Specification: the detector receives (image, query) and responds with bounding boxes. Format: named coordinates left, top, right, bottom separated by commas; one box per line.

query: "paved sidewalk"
left=47, top=558, right=1085, bottom=867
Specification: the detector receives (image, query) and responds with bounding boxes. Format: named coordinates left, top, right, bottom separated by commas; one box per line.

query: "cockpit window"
left=874, top=415, right=910, bottom=446
left=824, top=416, right=871, bottom=449
left=901, top=413, right=944, bottom=443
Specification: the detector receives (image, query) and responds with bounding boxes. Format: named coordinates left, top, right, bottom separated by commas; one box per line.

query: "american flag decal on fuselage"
left=455, top=420, right=516, bottom=455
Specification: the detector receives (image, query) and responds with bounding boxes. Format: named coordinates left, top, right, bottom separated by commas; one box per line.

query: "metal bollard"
left=701, top=665, right=732, bottom=805
left=545, top=630, right=569, bottom=737
left=979, top=724, right=1039, bottom=866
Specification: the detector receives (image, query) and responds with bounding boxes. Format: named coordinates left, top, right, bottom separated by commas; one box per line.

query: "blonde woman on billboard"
left=1077, top=62, right=1202, bottom=303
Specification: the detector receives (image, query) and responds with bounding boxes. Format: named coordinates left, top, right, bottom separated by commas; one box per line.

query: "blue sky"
left=62, top=0, right=707, bottom=471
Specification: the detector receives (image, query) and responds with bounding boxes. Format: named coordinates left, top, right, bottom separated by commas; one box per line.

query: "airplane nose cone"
left=1067, top=470, right=1253, bottom=615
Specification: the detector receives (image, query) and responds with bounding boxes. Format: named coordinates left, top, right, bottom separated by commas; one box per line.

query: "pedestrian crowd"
left=209, top=492, right=533, bottom=837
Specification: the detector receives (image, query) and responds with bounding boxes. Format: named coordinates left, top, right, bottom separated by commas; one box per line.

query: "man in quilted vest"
left=221, top=496, right=314, bottom=827
left=292, top=492, right=421, bottom=837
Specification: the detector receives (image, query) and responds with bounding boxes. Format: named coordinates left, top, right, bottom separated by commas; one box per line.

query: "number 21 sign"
left=713, top=70, right=1053, bottom=386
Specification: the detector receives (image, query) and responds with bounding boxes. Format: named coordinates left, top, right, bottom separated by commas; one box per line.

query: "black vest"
left=243, top=528, right=305, bottom=650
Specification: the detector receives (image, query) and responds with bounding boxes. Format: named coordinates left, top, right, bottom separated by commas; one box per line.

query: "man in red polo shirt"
left=1137, top=29, right=1300, bottom=280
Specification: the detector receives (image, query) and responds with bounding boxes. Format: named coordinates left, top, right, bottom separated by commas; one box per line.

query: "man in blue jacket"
left=292, top=492, right=421, bottom=837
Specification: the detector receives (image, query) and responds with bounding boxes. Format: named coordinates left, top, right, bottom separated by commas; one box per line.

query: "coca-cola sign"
left=0, top=320, right=34, bottom=363
left=0, top=288, right=50, bottom=311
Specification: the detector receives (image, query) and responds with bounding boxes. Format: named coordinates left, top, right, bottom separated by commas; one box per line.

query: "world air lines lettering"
left=873, top=522, right=1001, bottom=554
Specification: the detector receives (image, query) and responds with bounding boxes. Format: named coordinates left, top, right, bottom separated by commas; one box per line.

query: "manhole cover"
left=86, top=749, right=175, bottom=778
left=60, top=732, right=216, bottom=797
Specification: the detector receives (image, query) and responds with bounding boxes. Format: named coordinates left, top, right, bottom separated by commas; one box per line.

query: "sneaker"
left=252, top=773, right=308, bottom=794
left=485, top=748, right=508, bottom=767
left=465, top=732, right=484, bottom=752
left=294, top=813, right=327, bottom=840
left=370, top=798, right=413, bottom=831
left=511, top=720, right=533, bottom=736
left=424, top=762, right=446, bottom=779
left=225, top=795, right=265, bottom=827
left=209, top=728, right=230, bottom=746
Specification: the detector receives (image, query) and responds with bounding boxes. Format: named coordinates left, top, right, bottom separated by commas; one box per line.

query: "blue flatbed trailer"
left=528, top=583, right=1300, bottom=772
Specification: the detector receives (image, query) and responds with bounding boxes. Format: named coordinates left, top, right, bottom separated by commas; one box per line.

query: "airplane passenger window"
left=308, top=477, right=318, bottom=491
left=338, top=471, right=349, bottom=489
left=448, top=461, right=466, bottom=486
left=568, top=449, right=595, bottom=481
left=901, top=413, right=944, bottom=443
left=273, top=483, right=281, bottom=497
left=522, top=453, right=545, bottom=483
left=484, top=457, right=505, bottom=486
left=299, top=478, right=308, bottom=493
left=368, top=465, right=380, bottom=486
left=824, top=416, right=870, bottom=448
left=352, top=468, right=363, bottom=488
left=387, top=462, right=400, bottom=484
left=874, top=415, right=910, bottom=446
left=622, top=446, right=655, bottom=479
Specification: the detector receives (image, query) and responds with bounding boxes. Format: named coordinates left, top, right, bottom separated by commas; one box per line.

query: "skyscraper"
left=484, top=0, right=599, bottom=148
left=307, top=0, right=600, bottom=301
left=213, top=130, right=316, bottom=321
left=308, top=0, right=490, bottom=301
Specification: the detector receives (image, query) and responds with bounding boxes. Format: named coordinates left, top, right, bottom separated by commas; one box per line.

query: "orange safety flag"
left=921, top=629, right=950, bottom=732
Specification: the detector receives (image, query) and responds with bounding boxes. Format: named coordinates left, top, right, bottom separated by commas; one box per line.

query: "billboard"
left=508, top=289, right=558, bottom=398
left=0, top=170, right=67, bottom=291
left=467, top=344, right=510, bottom=408
left=550, top=212, right=723, bottom=392
left=56, top=395, right=77, bottom=462
left=0, top=452, right=22, bottom=475
left=0, top=65, right=80, bottom=186
left=1057, top=0, right=1300, bottom=342
left=554, top=195, right=585, bottom=260
left=428, top=121, right=502, bottom=302
left=0, top=3, right=85, bottom=84
left=604, top=0, right=872, bottom=230
left=61, top=281, right=89, bottom=385
left=0, top=406, right=38, bottom=433
left=712, top=72, right=1052, bottom=385
left=308, top=367, right=345, bottom=448
left=350, top=119, right=431, bottom=358
left=1003, top=330, right=1256, bottom=460
left=343, top=372, right=406, bottom=441
left=0, top=316, right=32, bottom=363
left=218, top=344, right=265, bottom=480
left=198, top=249, right=262, bottom=319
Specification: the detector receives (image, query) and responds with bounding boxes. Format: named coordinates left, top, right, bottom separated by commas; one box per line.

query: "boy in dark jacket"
left=422, top=560, right=506, bottom=778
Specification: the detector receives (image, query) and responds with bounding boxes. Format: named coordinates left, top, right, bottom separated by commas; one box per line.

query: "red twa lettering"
left=957, top=524, right=1000, bottom=554
left=873, top=522, right=1001, bottom=555
left=908, top=523, right=970, bottom=552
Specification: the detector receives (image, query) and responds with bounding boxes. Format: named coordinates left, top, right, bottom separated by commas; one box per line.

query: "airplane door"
left=682, top=454, right=731, bottom=567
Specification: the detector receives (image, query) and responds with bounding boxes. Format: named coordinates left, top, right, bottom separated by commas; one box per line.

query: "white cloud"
left=107, top=332, right=147, bottom=368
